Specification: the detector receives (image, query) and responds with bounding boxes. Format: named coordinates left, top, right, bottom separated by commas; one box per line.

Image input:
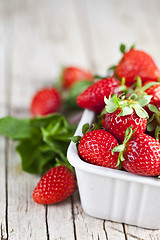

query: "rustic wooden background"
left=1, top=0, right=160, bottom=239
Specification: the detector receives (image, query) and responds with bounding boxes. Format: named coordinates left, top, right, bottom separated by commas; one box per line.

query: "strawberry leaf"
left=118, top=107, right=133, bottom=116
left=155, top=125, right=160, bottom=141
left=120, top=44, right=126, bottom=54
left=112, top=144, right=125, bottom=153
left=148, top=104, right=159, bottom=114
left=130, top=44, right=136, bottom=50
left=133, top=104, right=149, bottom=119
left=147, top=120, right=157, bottom=132
left=141, top=82, right=160, bottom=91
left=82, top=123, right=90, bottom=135
left=136, top=95, right=152, bottom=107
left=104, top=96, right=118, bottom=113
left=69, top=135, right=81, bottom=143
left=107, top=65, right=116, bottom=72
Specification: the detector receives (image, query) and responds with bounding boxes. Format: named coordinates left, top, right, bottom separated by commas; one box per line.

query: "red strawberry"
left=78, top=129, right=119, bottom=169
left=62, top=66, right=93, bottom=89
left=116, top=47, right=160, bottom=87
left=104, top=109, right=147, bottom=143
left=145, top=83, right=160, bottom=108
left=32, top=166, right=76, bottom=204
left=76, top=77, right=120, bottom=113
left=112, top=127, right=160, bottom=176
left=103, top=94, right=149, bottom=143
left=30, top=87, right=61, bottom=117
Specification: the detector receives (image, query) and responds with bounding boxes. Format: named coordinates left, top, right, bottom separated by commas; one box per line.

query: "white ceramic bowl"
left=67, top=109, right=160, bottom=229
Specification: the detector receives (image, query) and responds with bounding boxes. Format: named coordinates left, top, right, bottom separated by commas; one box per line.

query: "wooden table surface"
left=1, top=0, right=160, bottom=239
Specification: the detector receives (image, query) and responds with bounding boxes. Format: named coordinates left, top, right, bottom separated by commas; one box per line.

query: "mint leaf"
left=16, top=139, right=51, bottom=174
left=0, top=117, right=32, bottom=140
left=0, top=114, right=75, bottom=175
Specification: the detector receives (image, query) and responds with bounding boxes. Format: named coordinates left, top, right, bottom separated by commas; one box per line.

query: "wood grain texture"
left=1, top=0, right=160, bottom=239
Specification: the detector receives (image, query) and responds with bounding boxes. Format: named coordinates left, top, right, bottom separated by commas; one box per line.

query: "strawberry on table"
left=76, top=77, right=120, bottom=113
left=113, top=127, right=160, bottom=176
left=33, top=165, right=76, bottom=204
left=30, top=87, right=61, bottom=117
left=115, top=44, right=160, bottom=87
left=103, top=94, right=150, bottom=143
left=62, top=66, right=93, bottom=89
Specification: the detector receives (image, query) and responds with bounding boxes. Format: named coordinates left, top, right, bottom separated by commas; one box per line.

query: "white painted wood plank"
left=0, top=110, right=7, bottom=240
left=75, top=0, right=160, bottom=75
left=0, top=1, right=10, bottom=239
left=11, top=0, right=93, bottom=112
left=6, top=0, right=90, bottom=239
left=73, top=192, right=127, bottom=240
left=124, top=225, right=160, bottom=240
left=73, top=192, right=108, bottom=240
left=104, top=221, right=126, bottom=240
left=0, top=0, right=7, bottom=110
left=47, top=197, right=75, bottom=240
left=7, top=142, right=47, bottom=240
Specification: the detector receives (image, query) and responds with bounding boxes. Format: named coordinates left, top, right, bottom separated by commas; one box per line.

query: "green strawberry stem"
left=147, top=104, right=160, bottom=141
left=112, top=126, right=137, bottom=169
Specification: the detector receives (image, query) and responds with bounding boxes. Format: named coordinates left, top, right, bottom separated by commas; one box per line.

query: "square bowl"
left=67, top=109, right=160, bottom=229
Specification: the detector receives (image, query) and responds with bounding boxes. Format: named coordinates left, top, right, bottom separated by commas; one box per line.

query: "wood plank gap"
left=4, top=139, right=10, bottom=240
left=122, top=224, right=128, bottom=240
left=45, top=206, right=50, bottom=240
left=103, top=221, right=108, bottom=240
left=3, top=10, right=14, bottom=240
left=73, top=0, right=97, bottom=71
left=71, top=196, right=77, bottom=240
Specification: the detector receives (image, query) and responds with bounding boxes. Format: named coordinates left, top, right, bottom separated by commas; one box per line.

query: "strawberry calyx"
left=147, top=104, right=160, bottom=140
left=70, top=120, right=104, bottom=148
left=116, top=77, right=128, bottom=93
left=112, top=126, right=137, bottom=168
left=126, top=76, right=160, bottom=99
left=70, top=123, right=92, bottom=149
left=108, top=44, right=136, bottom=80
left=119, top=43, right=136, bottom=54
left=104, top=93, right=150, bottom=119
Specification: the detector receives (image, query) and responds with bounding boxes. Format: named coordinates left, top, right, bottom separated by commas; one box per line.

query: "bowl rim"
left=67, top=109, right=160, bottom=187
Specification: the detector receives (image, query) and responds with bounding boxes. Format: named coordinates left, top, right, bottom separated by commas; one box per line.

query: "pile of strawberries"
left=73, top=44, right=160, bottom=177
left=17, top=44, right=160, bottom=205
